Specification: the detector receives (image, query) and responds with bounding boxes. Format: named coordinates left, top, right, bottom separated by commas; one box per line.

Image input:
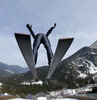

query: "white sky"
left=0, top=0, right=97, bottom=67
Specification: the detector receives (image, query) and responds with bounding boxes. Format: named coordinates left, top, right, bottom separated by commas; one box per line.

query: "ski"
left=47, top=38, right=74, bottom=79
left=15, top=33, right=38, bottom=79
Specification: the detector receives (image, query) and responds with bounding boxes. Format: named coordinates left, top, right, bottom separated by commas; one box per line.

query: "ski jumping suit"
left=26, top=24, right=56, bottom=65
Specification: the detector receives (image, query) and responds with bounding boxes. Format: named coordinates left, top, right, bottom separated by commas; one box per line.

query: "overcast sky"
left=0, top=0, right=97, bottom=67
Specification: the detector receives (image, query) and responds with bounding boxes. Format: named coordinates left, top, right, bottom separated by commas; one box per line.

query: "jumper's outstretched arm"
left=26, top=24, right=36, bottom=39
left=46, top=23, right=56, bottom=37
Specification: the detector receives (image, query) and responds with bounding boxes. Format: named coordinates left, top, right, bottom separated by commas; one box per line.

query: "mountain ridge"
left=1, top=40, right=97, bottom=88
left=90, top=40, right=97, bottom=49
left=0, top=62, right=29, bottom=77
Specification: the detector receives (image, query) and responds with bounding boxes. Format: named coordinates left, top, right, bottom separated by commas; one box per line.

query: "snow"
left=37, top=97, right=47, bottom=100
left=91, top=51, right=97, bottom=55
left=37, top=97, right=78, bottom=100
left=4, top=93, right=9, bottom=96
left=7, top=98, right=78, bottom=100
left=77, top=64, right=84, bottom=67
left=77, top=59, right=97, bottom=78
left=21, top=80, right=43, bottom=85
left=32, top=80, right=43, bottom=85
left=10, top=98, right=78, bottom=100
left=50, top=90, right=62, bottom=97
left=63, top=89, right=77, bottom=96
left=77, top=70, right=87, bottom=78
left=5, top=69, right=14, bottom=73
left=71, top=61, right=75, bottom=65
left=53, top=98, right=78, bottom=100
left=0, top=83, right=2, bottom=86
left=21, top=82, right=30, bottom=85
left=85, top=60, right=97, bottom=74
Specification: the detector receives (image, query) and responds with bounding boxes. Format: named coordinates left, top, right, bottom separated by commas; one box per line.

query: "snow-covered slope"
left=90, top=40, right=97, bottom=49
left=58, top=40, right=97, bottom=81
left=71, top=58, right=97, bottom=78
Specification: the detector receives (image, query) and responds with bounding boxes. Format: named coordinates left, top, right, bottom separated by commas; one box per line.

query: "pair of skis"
left=15, top=33, right=74, bottom=80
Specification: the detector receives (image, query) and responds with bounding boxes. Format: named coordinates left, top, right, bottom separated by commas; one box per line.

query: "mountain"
left=55, top=41, right=97, bottom=77
left=49, top=41, right=97, bottom=85
left=90, top=40, right=97, bottom=49
left=1, top=40, right=97, bottom=88
left=25, top=40, right=97, bottom=85
left=0, top=62, right=29, bottom=77
left=0, top=69, right=11, bottom=77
